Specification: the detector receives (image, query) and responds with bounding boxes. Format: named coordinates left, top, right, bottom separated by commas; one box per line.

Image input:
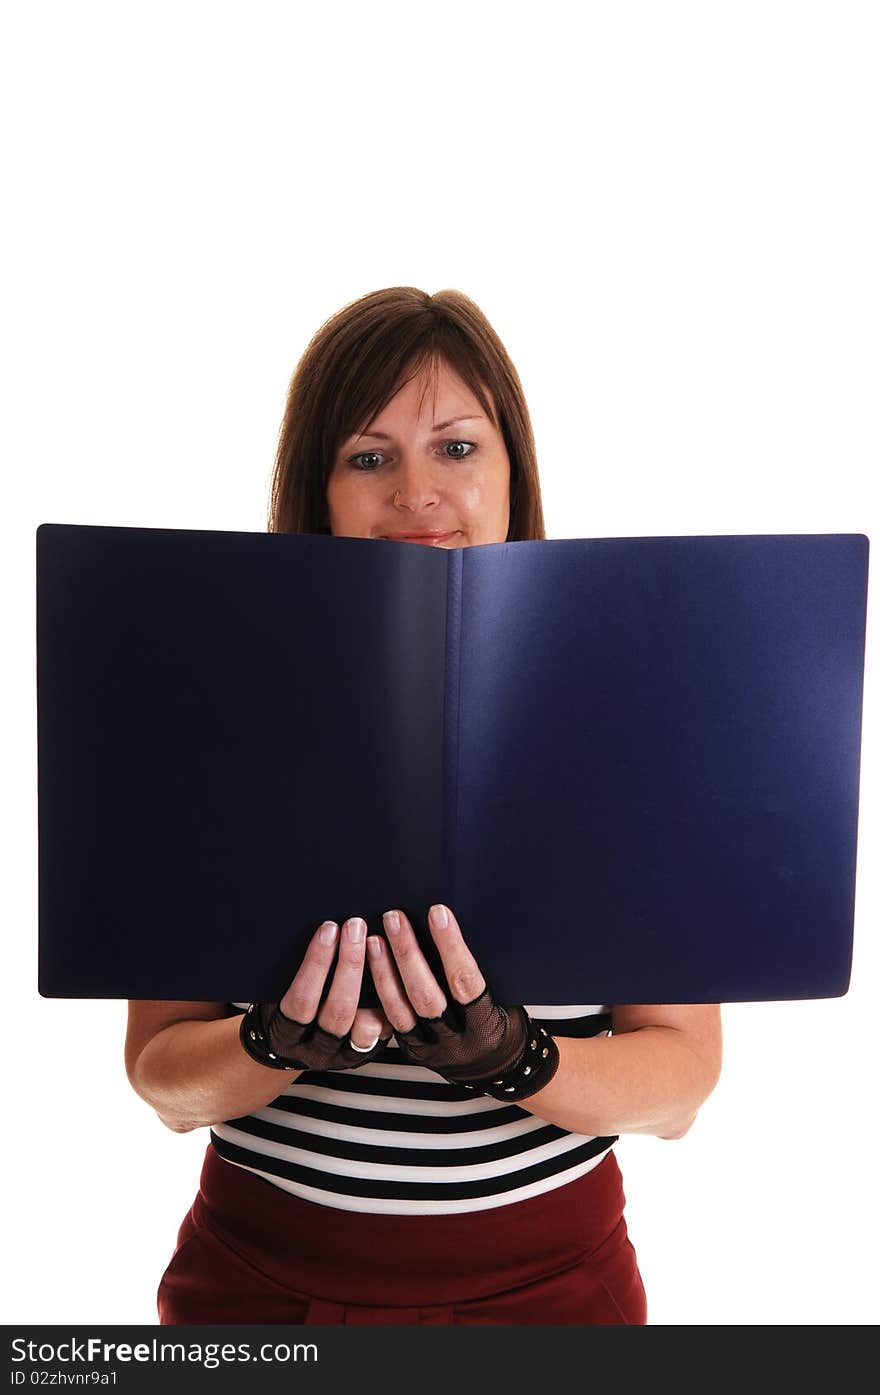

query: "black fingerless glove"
left=239, top=1002, right=390, bottom=1072
left=394, top=987, right=560, bottom=1101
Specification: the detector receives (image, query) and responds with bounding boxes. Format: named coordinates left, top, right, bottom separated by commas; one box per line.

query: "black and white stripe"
left=211, top=1004, right=616, bottom=1215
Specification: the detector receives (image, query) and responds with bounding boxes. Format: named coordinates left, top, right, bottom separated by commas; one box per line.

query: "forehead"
left=366, top=358, right=490, bottom=429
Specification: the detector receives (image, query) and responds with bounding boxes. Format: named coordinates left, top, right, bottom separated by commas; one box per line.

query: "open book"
left=36, top=525, right=868, bottom=1004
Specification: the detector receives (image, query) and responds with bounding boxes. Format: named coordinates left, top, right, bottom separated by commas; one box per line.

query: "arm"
left=125, top=918, right=390, bottom=1133
left=517, top=1002, right=723, bottom=1139
left=124, top=999, right=305, bottom=1134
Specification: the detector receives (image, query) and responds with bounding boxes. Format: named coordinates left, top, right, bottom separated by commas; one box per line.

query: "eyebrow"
left=352, top=414, right=486, bottom=442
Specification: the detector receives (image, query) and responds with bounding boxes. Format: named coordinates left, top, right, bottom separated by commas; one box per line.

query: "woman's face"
left=325, top=358, right=511, bottom=547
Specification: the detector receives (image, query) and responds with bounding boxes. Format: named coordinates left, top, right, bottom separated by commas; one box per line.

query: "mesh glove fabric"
left=394, top=986, right=560, bottom=1100
left=239, top=1001, right=391, bottom=1072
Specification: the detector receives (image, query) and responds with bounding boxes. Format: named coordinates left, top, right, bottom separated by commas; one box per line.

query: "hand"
left=240, top=917, right=392, bottom=1072
left=366, top=903, right=560, bottom=1099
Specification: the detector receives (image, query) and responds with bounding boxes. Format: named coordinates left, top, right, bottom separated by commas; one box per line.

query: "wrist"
left=456, top=1019, right=561, bottom=1102
left=239, top=1003, right=302, bottom=1071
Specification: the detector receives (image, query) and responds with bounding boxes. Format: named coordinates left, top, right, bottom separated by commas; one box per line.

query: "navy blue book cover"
left=36, top=525, right=868, bottom=1004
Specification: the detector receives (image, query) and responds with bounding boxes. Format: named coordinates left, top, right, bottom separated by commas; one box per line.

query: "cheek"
left=455, top=481, right=487, bottom=516
left=460, top=461, right=509, bottom=512
left=468, top=462, right=510, bottom=512
left=455, top=476, right=509, bottom=543
left=326, top=476, right=365, bottom=526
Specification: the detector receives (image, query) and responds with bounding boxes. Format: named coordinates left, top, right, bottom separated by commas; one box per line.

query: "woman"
left=125, top=286, right=722, bottom=1325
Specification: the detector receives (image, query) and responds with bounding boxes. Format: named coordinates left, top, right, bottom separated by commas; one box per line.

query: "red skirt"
left=158, top=1144, right=647, bottom=1326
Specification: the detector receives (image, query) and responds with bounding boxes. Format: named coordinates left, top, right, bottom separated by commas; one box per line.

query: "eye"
left=442, top=440, right=475, bottom=459
left=349, top=451, right=384, bottom=471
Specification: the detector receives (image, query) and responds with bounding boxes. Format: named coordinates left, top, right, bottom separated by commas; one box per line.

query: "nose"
left=391, top=453, right=441, bottom=512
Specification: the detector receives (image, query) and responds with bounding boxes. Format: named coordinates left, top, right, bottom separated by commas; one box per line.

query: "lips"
left=383, top=531, right=458, bottom=544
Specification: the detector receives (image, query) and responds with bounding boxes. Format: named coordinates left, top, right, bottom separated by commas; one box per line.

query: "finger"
left=349, top=1007, right=391, bottom=1051
left=366, top=935, right=419, bottom=1033
left=315, top=917, right=368, bottom=1037
left=426, top=904, right=486, bottom=1005
left=381, top=909, right=447, bottom=1019
left=278, top=920, right=339, bottom=1022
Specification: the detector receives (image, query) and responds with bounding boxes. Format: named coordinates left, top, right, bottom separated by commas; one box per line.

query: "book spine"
left=441, top=549, right=463, bottom=907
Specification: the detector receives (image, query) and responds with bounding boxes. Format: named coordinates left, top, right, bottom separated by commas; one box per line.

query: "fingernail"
left=429, top=904, right=448, bottom=930
left=346, top=917, right=366, bottom=942
left=383, top=910, right=400, bottom=935
left=366, top=936, right=382, bottom=960
left=319, top=921, right=338, bottom=945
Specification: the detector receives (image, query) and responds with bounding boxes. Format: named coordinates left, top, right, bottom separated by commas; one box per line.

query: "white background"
left=3, top=1, right=877, bottom=1325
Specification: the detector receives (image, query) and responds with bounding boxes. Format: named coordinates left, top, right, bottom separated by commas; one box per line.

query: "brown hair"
left=267, top=287, right=545, bottom=541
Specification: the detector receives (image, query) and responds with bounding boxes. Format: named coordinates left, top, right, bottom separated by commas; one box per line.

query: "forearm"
left=520, top=1026, right=721, bottom=1138
left=128, top=1015, right=302, bottom=1133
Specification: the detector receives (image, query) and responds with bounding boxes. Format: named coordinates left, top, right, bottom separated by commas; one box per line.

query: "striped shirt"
left=210, top=1004, right=617, bottom=1215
